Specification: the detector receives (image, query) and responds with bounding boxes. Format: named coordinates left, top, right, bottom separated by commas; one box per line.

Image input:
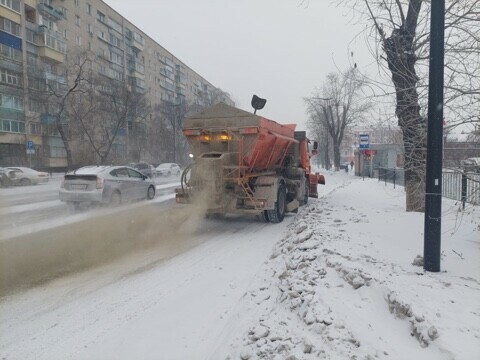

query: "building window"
left=86, top=3, right=91, bottom=15
left=0, top=43, right=21, bottom=62
left=50, top=146, right=67, bottom=158
left=0, top=0, right=21, bottom=13
left=97, top=30, right=106, bottom=41
left=109, top=51, right=123, bottom=65
left=29, top=122, right=42, bottom=135
left=74, top=0, right=79, bottom=6
left=45, top=34, right=67, bottom=53
left=109, top=68, right=123, bottom=81
left=0, top=119, right=25, bottom=133
left=0, top=93, right=23, bottom=110
left=87, top=23, right=92, bottom=33
left=0, top=16, right=22, bottom=37
left=97, top=10, right=105, bottom=23
left=76, top=35, right=82, bottom=45
left=29, top=98, right=44, bottom=113
left=0, top=68, right=21, bottom=86
left=75, top=15, right=81, bottom=27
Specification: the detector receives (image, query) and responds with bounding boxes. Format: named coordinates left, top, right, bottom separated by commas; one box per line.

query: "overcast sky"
left=104, top=0, right=374, bottom=131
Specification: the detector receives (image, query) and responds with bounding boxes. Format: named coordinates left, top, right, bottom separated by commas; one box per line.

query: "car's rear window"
left=65, top=174, right=97, bottom=181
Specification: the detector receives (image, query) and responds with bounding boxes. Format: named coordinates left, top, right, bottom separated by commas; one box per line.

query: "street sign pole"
left=424, top=0, right=445, bottom=273
left=26, top=140, right=35, bottom=167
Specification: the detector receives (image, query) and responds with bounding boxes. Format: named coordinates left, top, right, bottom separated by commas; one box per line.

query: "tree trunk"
left=384, top=0, right=426, bottom=212
left=333, top=143, right=341, bottom=171
left=57, top=123, right=73, bottom=170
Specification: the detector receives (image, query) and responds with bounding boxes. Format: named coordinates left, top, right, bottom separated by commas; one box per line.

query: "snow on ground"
left=214, top=173, right=480, bottom=360
left=0, top=172, right=478, bottom=359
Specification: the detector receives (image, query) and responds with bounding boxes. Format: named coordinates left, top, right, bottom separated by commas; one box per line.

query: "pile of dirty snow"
left=214, top=172, right=480, bottom=360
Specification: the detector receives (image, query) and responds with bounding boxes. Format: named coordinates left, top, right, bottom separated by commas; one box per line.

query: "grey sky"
left=104, top=0, right=372, bottom=131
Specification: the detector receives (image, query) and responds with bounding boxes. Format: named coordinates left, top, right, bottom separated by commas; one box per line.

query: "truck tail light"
left=200, top=134, right=211, bottom=142
left=96, top=176, right=104, bottom=189
left=218, top=133, right=232, bottom=141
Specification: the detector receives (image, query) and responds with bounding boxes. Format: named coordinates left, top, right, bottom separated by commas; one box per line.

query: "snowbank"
left=216, top=172, right=480, bottom=359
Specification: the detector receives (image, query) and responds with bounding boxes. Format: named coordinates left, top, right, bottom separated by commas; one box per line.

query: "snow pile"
left=219, top=173, right=480, bottom=359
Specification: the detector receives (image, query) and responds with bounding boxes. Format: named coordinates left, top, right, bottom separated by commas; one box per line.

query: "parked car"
left=461, top=157, right=480, bottom=173
left=0, top=167, right=16, bottom=187
left=7, top=167, right=49, bottom=186
left=59, top=165, right=156, bottom=209
left=129, top=162, right=157, bottom=178
left=156, top=163, right=182, bottom=176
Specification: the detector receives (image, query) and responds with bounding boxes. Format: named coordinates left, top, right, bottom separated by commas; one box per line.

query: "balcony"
left=38, top=3, right=64, bottom=21
left=129, top=76, right=145, bottom=94
left=42, top=71, right=65, bottom=84
left=0, top=3, right=21, bottom=23
left=176, top=85, right=186, bottom=96
left=128, top=59, right=145, bottom=77
left=25, top=20, right=39, bottom=32
left=38, top=46, right=64, bottom=63
left=38, top=27, right=66, bottom=63
left=128, top=33, right=144, bottom=51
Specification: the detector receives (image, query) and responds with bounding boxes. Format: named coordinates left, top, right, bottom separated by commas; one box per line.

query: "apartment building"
left=0, top=0, right=234, bottom=169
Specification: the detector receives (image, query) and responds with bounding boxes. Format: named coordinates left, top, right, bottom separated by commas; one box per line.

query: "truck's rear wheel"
left=267, top=183, right=286, bottom=223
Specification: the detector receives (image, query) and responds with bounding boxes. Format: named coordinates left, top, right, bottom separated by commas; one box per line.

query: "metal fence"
left=442, top=171, right=480, bottom=206
left=376, top=167, right=480, bottom=206
left=377, top=167, right=405, bottom=189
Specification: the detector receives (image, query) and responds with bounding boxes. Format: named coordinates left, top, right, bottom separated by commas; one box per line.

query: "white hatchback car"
left=156, top=163, right=181, bottom=176
left=59, top=165, right=155, bottom=209
left=7, top=167, right=49, bottom=186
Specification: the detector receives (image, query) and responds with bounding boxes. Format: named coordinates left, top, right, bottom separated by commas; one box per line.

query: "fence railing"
left=377, top=167, right=404, bottom=189
left=442, top=171, right=480, bottom=207
left=376, top=167, right=480, bottom=207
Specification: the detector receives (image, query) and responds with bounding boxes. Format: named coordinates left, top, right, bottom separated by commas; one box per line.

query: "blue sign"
left=359, top=134, right=369, bottom=149
left=27, top=140, right=34, bottom=150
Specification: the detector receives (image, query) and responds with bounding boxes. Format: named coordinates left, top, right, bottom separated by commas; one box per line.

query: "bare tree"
left=307, top=111, right=330, bottom=169
left=40, top=55, right=92, bottom=169
left=306, top=68, right=372, bottom=170
left=343, top=0, right=480, bottom=211
left=69, top=72, right=149, bottom=165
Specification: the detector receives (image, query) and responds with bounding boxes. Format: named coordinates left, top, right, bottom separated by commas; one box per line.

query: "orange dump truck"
left=176, top=103, right=325, bottom=223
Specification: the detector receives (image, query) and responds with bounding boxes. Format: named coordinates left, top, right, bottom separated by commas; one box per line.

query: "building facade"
left=0, top=0, right=234, bottom=169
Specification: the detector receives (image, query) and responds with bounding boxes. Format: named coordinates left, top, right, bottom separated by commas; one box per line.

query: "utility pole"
left=424, top=0, right=445, bottom=272
left=173, top=106, right=176, bottom=163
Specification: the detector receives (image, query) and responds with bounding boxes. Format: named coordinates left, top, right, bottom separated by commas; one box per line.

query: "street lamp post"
left=173, top=111, right=176, bottom=163
left=169, top=102, right=184, bottom=163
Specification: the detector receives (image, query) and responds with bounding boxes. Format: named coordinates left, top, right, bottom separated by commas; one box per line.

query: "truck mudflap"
left=175, top=189, right=190, bottom=204
left=308, top=172, right=325, bottom=199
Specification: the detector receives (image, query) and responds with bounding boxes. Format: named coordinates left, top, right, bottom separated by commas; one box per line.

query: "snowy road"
left=0, top=209, right=294, bottom=359
left=1, top=172, right=478, bottom=360
left=0, top=175, right=181, bottom=236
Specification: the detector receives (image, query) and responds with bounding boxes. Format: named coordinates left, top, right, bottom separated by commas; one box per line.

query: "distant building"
left=0, top=0, right=234, bottom=169
left=341, top=126, right=402, bottom=163
left=443, top=139, right=480, bottom=167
